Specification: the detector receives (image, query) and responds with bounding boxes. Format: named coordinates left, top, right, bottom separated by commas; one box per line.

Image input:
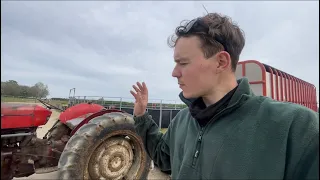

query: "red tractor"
left=1, top=99, right=151, bottom=180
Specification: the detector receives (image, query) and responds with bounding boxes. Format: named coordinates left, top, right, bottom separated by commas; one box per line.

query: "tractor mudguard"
left=64, top=116, right=91, bottom=130
left=59, top=103, right=105, bottom=124
left=69, top=109, right=124, bottom=135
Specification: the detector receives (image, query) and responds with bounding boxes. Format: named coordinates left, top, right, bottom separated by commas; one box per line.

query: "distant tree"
left=32, top=82, right=49, bottom=98
left=1, top=80, right=20, bottom=96
left=19, top=85, right=30, bottom=97
left=1, top=80, right=50, bottom=98
left=1, top=82, right=4, bottom=95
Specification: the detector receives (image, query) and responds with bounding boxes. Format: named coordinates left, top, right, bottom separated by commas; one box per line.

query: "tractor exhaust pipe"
left=1, top=132, right=34, bottom=138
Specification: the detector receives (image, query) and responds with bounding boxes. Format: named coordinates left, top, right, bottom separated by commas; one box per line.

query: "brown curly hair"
left=167, top=13, right=245, bottom=71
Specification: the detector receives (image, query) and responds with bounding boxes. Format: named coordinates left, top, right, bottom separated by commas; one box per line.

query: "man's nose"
left=172, top=66, right=181, bottom=78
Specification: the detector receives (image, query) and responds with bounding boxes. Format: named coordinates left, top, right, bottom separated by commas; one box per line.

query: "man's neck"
left=202, top=76, right=238, bottom=107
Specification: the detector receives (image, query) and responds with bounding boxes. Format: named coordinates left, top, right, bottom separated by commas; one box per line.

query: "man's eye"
left=179, top=63, right=188, bottom=66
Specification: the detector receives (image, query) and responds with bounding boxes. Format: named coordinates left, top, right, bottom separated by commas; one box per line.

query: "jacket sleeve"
left=134, top=112, right=172, bottom=173
left=285, top=108, right=319, bottom=180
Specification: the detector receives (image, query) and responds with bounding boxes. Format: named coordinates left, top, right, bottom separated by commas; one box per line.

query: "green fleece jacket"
left=134, top=78, right=319, bottom=180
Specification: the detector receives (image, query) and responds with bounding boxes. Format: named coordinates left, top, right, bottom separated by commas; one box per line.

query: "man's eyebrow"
left=174, top=57, right=189, bottom=62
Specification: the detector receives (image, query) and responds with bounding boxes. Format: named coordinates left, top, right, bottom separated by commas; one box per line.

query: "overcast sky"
left=1, top=1, right=319, bottom=104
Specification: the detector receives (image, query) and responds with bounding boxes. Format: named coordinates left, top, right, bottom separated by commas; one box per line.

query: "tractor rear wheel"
left=57, top=112, right=151, bottom=180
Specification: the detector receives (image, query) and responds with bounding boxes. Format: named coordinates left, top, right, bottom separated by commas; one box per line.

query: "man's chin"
left=182, top=91, right=197, bottom=99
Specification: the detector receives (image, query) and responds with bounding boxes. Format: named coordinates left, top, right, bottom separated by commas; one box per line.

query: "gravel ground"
left=12, top=105, right=170, bottom=180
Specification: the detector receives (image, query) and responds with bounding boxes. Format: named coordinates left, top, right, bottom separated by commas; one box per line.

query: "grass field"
left=2, top=96, right=39, bottom=103
left=1, top=96, right=68, bottom=105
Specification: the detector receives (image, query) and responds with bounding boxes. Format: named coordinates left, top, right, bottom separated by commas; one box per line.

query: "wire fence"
left=67, top=96, right=187, bottom=129
left=64, top=96, right=187, bottom=109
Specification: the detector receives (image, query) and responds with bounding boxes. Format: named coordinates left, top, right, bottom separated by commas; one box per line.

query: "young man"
left=130, top=13, right=319, bottom=179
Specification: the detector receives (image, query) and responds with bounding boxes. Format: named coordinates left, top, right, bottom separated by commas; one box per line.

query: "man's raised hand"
left=130, top=82, right=148, bottom=117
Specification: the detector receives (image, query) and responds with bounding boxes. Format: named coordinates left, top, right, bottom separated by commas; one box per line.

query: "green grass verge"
left=1, top=96, right=37, bottom=103
left=1, top=96, right=68, bottom=106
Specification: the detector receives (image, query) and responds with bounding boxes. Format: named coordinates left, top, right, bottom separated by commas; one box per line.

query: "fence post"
left=159, top=99, right=162, bottom=129
left=174, top=101, right=177, bottom=110
left=120, top=97, right=123, bottom=110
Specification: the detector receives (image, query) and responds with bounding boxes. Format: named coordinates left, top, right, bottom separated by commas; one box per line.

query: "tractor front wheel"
left=57, top=112, right=151, bottom=180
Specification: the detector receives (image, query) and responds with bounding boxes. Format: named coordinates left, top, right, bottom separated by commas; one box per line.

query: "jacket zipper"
left=190, top=98, right=243, bottom=167
left=192, top=127, right=203, bottom=166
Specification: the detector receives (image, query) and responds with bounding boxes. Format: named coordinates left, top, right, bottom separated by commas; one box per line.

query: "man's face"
left=172, top=36, right=219, bottom=99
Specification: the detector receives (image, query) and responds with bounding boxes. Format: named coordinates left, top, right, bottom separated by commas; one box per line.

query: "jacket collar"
left=179, top=77, right=255, bottom=107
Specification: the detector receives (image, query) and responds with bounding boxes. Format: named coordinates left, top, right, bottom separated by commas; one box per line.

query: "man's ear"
left=216, top=51, right=231, bottom=73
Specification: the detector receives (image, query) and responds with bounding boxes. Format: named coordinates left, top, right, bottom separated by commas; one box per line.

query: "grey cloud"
left=1, top=1, right=319, bottom=103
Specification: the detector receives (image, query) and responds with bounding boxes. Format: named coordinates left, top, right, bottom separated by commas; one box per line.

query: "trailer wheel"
left=58, top=112, right=151, bottom=180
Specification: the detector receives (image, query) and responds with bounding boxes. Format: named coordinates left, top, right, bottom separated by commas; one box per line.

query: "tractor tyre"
left=57, top=112, right=151, bottom=180
left=47, top=121, right=71, bottom=141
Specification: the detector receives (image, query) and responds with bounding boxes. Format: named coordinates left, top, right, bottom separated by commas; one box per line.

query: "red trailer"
left=236, top=60, right=318, bottom=112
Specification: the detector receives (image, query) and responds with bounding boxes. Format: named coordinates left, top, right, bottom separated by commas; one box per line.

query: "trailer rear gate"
left=236, top=60, right=317, bottom=112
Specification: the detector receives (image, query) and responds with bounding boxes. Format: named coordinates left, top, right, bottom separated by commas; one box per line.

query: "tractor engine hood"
left=1, top=102, right=52, bottom=129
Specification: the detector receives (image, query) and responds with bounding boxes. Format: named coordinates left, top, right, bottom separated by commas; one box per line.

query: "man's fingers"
left=132, top=82, right=148, bottom=100
left=132, top=85, right=140, bottom=93
left=138, top=82, right=148, bottom=94
left=142, top=82, right=148, bottom=93
left=142, top=82, right=146, bottom=89
left=131, top=89, right=143, bottom=102
left=130, top=90, right=138, bottom=99
left=137, top=82, right=143, bottom=91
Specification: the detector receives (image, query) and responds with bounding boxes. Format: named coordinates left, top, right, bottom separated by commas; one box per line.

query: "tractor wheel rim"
left=88, top=137, right=134, bottom=180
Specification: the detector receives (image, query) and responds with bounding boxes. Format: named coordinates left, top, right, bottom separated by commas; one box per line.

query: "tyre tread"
left=58, top=112, right=149, bottom=180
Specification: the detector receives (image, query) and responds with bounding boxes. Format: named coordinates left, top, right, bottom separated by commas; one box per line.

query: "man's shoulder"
left=253, top=96, right=318, bottom=133
left=256, top=95, right=318, bottom=117
left=253, top=97, right=319, bottom=179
